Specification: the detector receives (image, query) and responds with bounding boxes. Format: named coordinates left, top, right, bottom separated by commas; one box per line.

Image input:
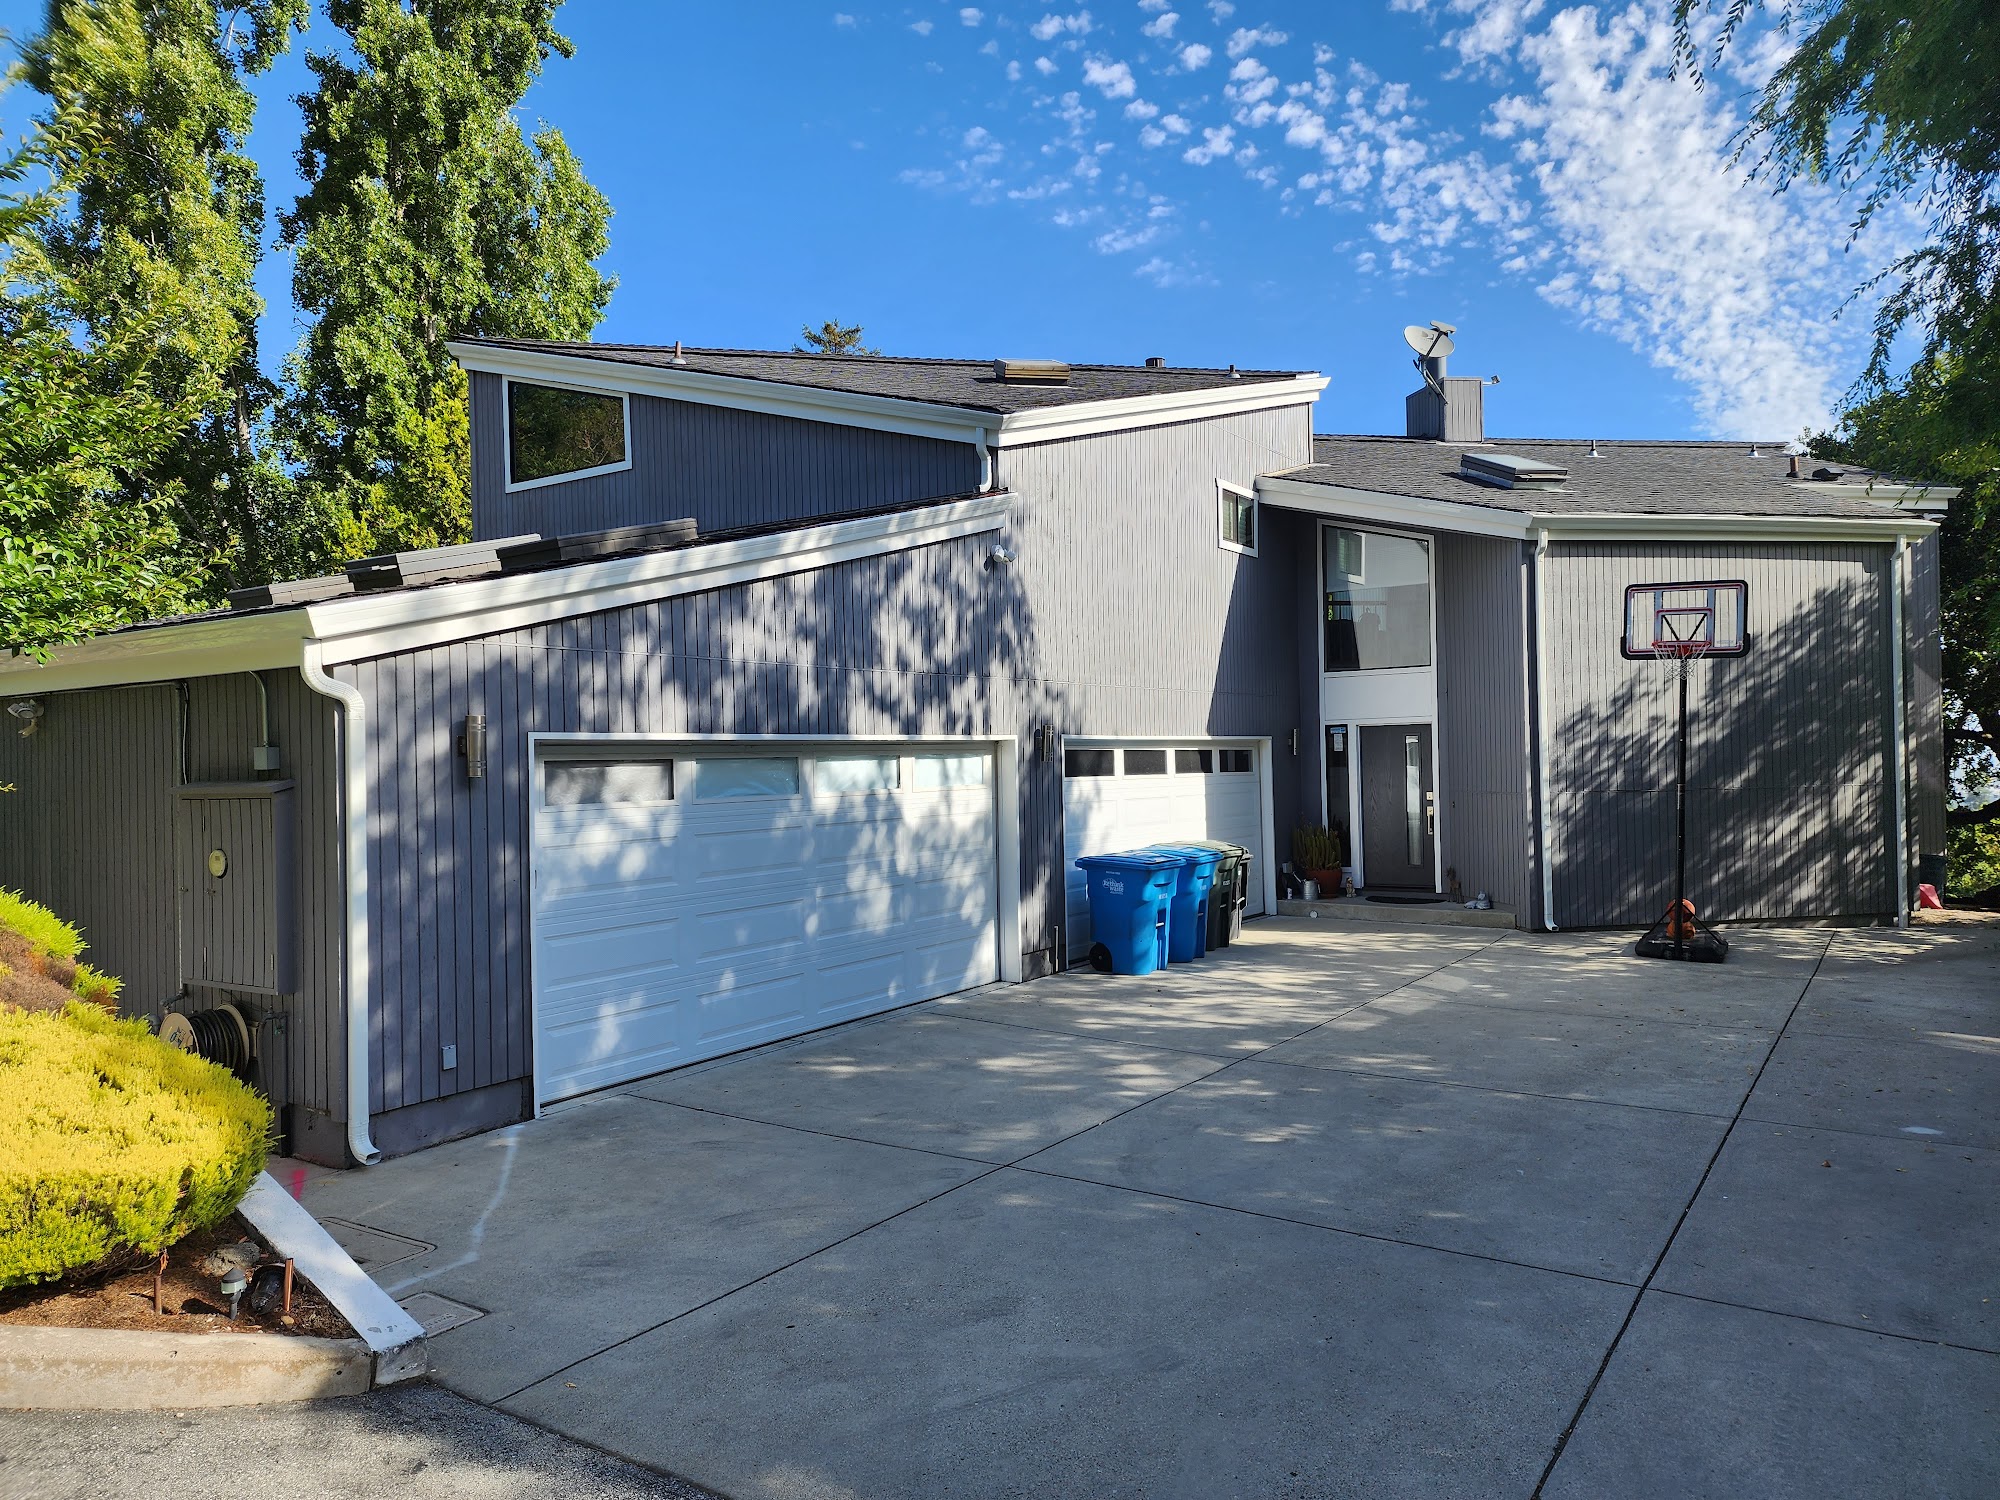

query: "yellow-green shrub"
left=0, top=1004, right=271, bottom=1290
left=0, top=889, right=84, bottom=963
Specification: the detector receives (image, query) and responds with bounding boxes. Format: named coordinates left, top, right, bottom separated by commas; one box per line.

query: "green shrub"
left=0, top=1004, right=271, bottom=1289
left=1292, top=824, right=1343, bottom=872
left=0, top=888, right=85, bottom=964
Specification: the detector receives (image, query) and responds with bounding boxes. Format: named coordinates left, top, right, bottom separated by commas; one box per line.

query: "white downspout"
left=1891, top=536, right=1910, bottom=929
left=299, top=642, right=381, bottom=1165
left=974, top=427, right=994, bottom=492
left=1533, top=529, right=1558, bottom=930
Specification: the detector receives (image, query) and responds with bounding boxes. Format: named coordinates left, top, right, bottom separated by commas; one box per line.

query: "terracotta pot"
left=1307, top=868, right=1341, bottom=893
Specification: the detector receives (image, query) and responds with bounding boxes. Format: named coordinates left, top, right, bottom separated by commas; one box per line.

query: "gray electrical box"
left=176, top=780, right=297, bottom=995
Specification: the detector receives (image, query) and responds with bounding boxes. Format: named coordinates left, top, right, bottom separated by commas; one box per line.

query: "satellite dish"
left=1403, top=323, right=1456, bottom=360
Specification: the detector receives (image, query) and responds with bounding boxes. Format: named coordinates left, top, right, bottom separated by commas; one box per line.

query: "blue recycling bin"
left=1075, top=852, right=1182, bottom=975
left=1146, top=844, right=1223, bottom=962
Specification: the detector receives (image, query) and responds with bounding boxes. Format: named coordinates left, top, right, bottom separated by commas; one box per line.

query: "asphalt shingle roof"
left=1282, top=436, right=1946, bottom=519
left=457, top=338, right=1307, bottom=414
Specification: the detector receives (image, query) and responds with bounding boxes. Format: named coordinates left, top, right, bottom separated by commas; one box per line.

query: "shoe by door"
left=1360, top=724, right=1435, bottom=890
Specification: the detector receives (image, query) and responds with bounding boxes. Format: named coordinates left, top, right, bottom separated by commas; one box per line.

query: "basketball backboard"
left=1620, top=580, right=1748, bottom=659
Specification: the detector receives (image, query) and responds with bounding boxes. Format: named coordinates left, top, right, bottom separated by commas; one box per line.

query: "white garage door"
left=532, top=744, right=1001, bottom=1104
left=1062, top=742, right=1268, bottom=962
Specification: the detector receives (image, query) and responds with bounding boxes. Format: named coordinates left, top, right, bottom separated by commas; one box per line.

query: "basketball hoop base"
left=1635, top=906, right=1729, bottom=964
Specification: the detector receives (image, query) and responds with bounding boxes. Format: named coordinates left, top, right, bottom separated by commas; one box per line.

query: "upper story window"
left=1324, top=526, right=1431, bottom=672
left=506, top=380, right=631, bottom=490
left=1218, top=480, right=1257, bottom=555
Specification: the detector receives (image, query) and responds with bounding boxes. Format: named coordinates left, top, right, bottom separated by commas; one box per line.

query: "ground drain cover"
left=398, top=1292, right=486, bottom=1336
left=321, top=1218, right=435, bottom=1273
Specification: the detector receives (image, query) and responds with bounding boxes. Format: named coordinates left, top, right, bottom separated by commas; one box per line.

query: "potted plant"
left=1291, top=825, right=1343, bottom=894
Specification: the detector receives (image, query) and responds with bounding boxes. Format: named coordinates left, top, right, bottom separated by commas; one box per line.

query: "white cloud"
left=1226, top=55, right=1278, bottom=104
left=1030, top=10, right=1094, bottom=41
left=1207, top=0, right=1235, bottom=19
left=1138, top=0, right=1170, bottom=10
left=1142, top=10, right=1178, bottom=38
left=960, top=6, right=985, bottom=24
left=1006, top=58, right=1022, bottom=78
left=1179, top=42, right=1212, bottom=68
left=964, top=125, right=995, bottom=147
left=1082, top=56, right=1138, bottom=98
left=1126, top=98, right=1160, bottom=119
left=1035, top=55, right=1059, bottom=74
left=981, top=38, right=999, bottom=54
left=911, top=18, right=934, bottom=36
left=832, top=11, right=856, bottom=25
left=1492, top=6, right=1870, bottom=434
left=1183, top=124, right=1236, bottom=164
left=1225, top=24, right=1286, bottom=58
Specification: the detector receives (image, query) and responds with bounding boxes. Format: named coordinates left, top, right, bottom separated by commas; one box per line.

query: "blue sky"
left=1, top=2, right=1908, bottom=439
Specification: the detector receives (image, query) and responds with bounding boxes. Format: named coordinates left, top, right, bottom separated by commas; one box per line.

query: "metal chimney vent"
left=993, top=358, right=1071, bottom=384
left=1144, top=356, right=1166, bottom=368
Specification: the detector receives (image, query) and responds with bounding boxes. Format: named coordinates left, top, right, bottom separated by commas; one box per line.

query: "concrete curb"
left=238, top=1170, right=428, bottom=1386
left=1277, top=898, right=1519, bottom=929
left=0, top=1325, right=371, bottom=1411
left=0, top=1171, right=426, bottom=1411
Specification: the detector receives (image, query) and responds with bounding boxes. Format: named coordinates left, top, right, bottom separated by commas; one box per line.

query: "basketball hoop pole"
left=1673, top=655, right=1689, bottom=961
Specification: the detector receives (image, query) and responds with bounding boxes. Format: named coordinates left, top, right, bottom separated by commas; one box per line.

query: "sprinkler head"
left=220, top=1266, right=248, bottom=1321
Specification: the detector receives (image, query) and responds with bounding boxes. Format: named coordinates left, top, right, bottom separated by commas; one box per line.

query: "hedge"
left=0, top=1004, right=272, bottom=1290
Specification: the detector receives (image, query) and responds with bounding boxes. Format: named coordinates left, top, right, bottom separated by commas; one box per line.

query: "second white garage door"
left=1061, top=741, right=1269, bottom=963
left=531, top=743, right=1001, bottom=1104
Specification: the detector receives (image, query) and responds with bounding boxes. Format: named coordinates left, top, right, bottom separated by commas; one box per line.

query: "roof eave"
left=449, top=340, right=1327, bottom=449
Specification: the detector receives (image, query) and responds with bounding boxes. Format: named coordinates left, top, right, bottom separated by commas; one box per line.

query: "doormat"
left=1365, top=893, right=1450, bottom=905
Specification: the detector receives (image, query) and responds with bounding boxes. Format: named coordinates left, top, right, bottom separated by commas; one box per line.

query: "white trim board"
left=450, top=341, right=1327, bottom=452
left=0, top=494, right=1013, bottom=695
left=1258, top=475, right=1945, bottom=543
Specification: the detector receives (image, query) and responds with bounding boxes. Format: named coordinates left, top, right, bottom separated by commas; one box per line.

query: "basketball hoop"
left=1622, top=581, right=1749, bottom=965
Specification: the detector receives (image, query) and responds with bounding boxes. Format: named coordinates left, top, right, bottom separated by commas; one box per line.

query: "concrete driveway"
left=232, top=920, right=2000, bottom=1495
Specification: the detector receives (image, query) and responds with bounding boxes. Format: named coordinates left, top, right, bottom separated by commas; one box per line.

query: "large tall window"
left=507, top=380, right=629, bottom=488
left=1323, top=527, right=1432, bottom=672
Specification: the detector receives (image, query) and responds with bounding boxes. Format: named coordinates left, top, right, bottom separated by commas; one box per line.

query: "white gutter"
left=1891, top=537, right=1910, bottom=929
left=299, top=641, right=381, bottom=1166
left=1533, top=528, right=1558, bottom=931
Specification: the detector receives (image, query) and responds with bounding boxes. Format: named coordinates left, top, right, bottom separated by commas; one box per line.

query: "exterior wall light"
left=457, top=713, right=487, bottom=781
left=6, top=700, right=43, bottom=738
left=988, top=544, right=1017, bottom=568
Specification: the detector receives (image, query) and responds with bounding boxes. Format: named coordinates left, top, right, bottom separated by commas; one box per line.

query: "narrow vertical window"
left=1218, top=480, right=1258, bottom=555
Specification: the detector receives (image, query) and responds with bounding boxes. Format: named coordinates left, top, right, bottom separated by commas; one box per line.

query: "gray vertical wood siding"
left=469, top=373, right=983, bottom=540
left=0, top=673, right=345, bottom=1119
left=1541, top=541, right=1897, bottom=926
left=1435, top=534, right=1534, bottom=916
left=1908, top=531, right=1946, bottom=886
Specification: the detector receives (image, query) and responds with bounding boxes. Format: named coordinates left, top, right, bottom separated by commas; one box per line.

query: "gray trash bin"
left=1184, top=840, right=1247, bottom=949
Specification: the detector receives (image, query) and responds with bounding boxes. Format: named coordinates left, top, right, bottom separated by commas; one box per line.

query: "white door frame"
left=1315, top=519, right=1446, bottom=894
left=525, top=730, right=1022, bottom=1118
left=1058, top=735, right=1277, bottom=916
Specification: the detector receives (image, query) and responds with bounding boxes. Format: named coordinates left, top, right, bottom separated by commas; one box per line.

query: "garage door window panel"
left=694, top=757, right=801, bottom=799
left=543, top=759, right=675, bottom=807
left=814, top=755, right=900, bottom=794
left=1123, top=748, right=1169, bottom=775
left=914, top=753, right=987, bottom=789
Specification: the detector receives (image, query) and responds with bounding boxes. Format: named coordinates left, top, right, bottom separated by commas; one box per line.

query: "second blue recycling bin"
left=1075, top=851, right=1182, bottom=975
left=1146, top=844, right=1223, bottom=962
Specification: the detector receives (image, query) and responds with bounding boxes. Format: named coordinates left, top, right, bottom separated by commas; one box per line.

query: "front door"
left=1360, top=724, right=1435, bottom=890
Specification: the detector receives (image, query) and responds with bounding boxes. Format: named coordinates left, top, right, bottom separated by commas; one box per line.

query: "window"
left=1175, top=748, right=1213, bottom=774
left=1216, top=748, right=1253, bottom=774
left=813, top=755, right=899, bottom=794
left=1218, top=480, right=1257, bottom=555
left=1123, top=748, right=1169, bottom=775
left=913, top=753, right=987, bottom=789
left=507, top=381, right=629, bottom=488
left=693, top=757, right=800, bottom=799
left=1324, top=526, right=1432, bottom=672
left=1064, top=747, right=1114, bottom=778
left=544, top=759, right=674, bottom=806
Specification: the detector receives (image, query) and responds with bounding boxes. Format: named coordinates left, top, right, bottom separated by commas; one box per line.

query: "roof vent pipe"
left=1145, top=356, right=1166, bottom=368
left=670, top=340, right=686, bottom=366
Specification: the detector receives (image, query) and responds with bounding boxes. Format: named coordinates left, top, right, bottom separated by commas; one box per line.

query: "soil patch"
left=0, top=928, right=99, bottom=1017
left=0, top=1214, right=354, bottom=1340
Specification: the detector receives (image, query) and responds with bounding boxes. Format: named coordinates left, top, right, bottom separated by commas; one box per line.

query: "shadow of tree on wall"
left=1549, top=567, right=1894, bottom=928
left=363, top=509, right=1081, bottom=1117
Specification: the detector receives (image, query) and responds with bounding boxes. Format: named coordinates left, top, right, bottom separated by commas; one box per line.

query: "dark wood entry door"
left=1360, top=724, right=1436, bottom=890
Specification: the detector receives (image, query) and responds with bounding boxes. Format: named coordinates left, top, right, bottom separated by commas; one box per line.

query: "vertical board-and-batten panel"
left=0, top=674, right=344, bottom=1118
left=1434, top=534, right=1534, bottom=917
left=1543, top=541, right=1896, bottom=926
left=1907, top=531, right=1946, bottom=885
left=468, top=372, right=983, bottom=541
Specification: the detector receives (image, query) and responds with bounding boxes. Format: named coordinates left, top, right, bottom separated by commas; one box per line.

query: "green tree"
left=795, top=318, right=878, bottom=355
left=279, top=0, right=613, bottom=559
left=16, top=0, right=308, bottom=596
left=0, top=76, right=208, bottom=655
left=1678, top=0, right=2000, bottom=895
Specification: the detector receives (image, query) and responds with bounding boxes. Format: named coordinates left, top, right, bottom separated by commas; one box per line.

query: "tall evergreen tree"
left=279, top=0, right=613, bottom=558
left=17, top=0, right=308, bottom=593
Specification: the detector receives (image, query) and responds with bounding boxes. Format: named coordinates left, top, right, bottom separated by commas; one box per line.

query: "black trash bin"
left=1184, top=840, right=1247, bottom=949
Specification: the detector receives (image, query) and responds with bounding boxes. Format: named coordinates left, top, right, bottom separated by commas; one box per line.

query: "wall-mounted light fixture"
left=6, top=700, right=43, bottom=738
left=1289, top=727, right=1299, bottom=756
left=457, top=713, right=487, bottom=781
left=988, top=544, right=1017, bottom=569
left=1036, top=723, right=1060, bottom=763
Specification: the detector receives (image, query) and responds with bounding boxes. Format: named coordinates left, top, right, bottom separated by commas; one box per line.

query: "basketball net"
left=1650, top=609, right=1714, bottom=678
